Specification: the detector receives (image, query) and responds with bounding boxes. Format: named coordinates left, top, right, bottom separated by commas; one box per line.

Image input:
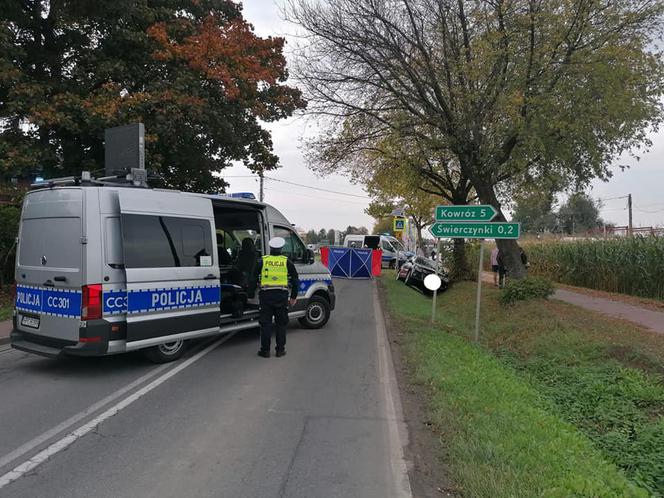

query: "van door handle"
left=204, top=274, right=217, bottom=280
left=43, top=280, right=55, bottom=287
left=53, top=276, right=67, bottom=282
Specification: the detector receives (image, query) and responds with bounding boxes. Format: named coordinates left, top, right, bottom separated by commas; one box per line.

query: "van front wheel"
left=144, top=340, right=186, bottom=363
left=298, top=295, right=331, bottom=329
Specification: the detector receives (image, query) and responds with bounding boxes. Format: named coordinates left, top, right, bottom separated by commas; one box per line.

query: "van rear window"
left=19, top=217, right=82, bottom=269
left=122, top=214, right=212, bottom=268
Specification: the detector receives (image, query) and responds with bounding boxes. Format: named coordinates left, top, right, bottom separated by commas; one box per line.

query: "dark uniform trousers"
left=258, top=289, right=289, bottom=352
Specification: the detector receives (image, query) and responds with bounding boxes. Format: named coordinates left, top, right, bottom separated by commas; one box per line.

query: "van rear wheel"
left=144, top=340, right=186, bottom=363
left=298, top=295, right=331, bottom=329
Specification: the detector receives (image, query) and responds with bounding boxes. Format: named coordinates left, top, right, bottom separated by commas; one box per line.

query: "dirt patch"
left=377, top=280, right=461, bottom=498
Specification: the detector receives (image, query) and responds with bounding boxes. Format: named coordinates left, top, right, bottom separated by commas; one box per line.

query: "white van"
left=11, top=184, right=335, bottom=362
left=343, top=234, right=412, bottom=268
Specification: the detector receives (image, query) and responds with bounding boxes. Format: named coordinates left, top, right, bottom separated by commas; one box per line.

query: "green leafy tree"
left=372, top=218, right=393, bottom=236
left=305, top=229, right=319, bottom=244
left=327, top=228, right=336, bottom=245
left=288, top=0, right=664, bottom=278
left=316, top=125, right=475, bottom=279
left=1, top=1, right=305, bottom=190
left=513, top=192, right=558, bottom=234
left=0, top=204, right=20, bottom=286
left=557, top=193, right=603, bottom=235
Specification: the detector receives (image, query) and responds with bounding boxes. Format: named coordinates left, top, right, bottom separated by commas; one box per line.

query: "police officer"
left=249, top=237, right=299, bottom=358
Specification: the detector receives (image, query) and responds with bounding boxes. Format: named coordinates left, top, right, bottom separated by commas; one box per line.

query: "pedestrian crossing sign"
left=393, top=217, right=406, bottom=232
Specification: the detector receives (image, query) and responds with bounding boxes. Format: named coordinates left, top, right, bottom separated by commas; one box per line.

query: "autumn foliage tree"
left=0, top=1, right=305, bottom=190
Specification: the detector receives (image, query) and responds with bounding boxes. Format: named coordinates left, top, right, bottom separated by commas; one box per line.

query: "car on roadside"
left=397, top=256, right=449, bottom=296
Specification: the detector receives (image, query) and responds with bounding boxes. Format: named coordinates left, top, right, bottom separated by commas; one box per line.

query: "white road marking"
left=0, top=333, right=235, bottom=490
left=0, top=361, right=172, bottom=472
left=373, top=282, right=413, bottom=498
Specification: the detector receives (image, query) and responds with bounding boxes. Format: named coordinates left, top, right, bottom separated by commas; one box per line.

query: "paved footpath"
left=483, top=272, right=664, bottom=334
left=552, top=288, right=664, bottom=334
left=0, top=279, right=412, bottom=498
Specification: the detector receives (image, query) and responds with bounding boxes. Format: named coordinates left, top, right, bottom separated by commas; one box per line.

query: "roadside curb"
left=0, top=337, right=9, bottom=346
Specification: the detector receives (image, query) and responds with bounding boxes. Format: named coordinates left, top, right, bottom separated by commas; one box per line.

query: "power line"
left=597, top=195, right=630, bottom=202
left=224, top=173, right=370, bottom=200
left=265, top=186, right=369, bottom=205
left=635, top=207, right=664, bottom=214
left=264, top=176, right=370, bottom=199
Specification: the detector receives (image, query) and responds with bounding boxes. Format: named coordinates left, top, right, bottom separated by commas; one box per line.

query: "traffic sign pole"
left=474, top=243, right=484, bottom=342
left=430, top=204, right=521, bottom=342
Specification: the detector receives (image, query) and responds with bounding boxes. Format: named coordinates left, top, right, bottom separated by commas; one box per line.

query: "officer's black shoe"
left=275, top=350, right=286, bottom=358
left=257, top=350, right=270, bottom=358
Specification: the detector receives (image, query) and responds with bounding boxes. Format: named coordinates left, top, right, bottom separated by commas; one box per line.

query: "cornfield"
left=524, top=237, right=664, bottom=300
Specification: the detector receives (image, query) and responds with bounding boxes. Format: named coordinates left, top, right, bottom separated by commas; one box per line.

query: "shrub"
left=501, top=276, right=554, bottom=305
left=0, top=205, right=20, bottom=287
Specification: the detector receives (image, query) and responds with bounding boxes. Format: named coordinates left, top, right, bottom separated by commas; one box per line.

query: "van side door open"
left=117, top=190, right=220, bottom=348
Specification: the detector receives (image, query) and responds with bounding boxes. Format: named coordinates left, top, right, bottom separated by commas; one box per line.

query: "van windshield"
left=387, top=237, right=405, bottom=252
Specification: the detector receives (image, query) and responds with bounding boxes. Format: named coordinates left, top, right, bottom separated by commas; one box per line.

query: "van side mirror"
left=307, top=249, right=315, bottom=264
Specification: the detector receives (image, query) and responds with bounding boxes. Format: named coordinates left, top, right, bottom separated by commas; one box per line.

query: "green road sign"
left=429, top=221, right=520, bottom=239
left=435, top=204, right=498, bottom=222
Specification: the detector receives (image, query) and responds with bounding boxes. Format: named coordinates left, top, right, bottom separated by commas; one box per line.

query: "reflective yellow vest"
left=260, top=255, right=289, bottom=288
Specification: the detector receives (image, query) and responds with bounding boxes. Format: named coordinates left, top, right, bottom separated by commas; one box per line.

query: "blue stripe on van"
left=103, top=285, right=221, bottom=315
left=15, top=285, right=82, bottom=318
left=297, top=277, right=332, bottom=295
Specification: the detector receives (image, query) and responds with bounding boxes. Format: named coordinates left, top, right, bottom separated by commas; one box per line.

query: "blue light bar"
left=228, top=192, right=256, bottom=199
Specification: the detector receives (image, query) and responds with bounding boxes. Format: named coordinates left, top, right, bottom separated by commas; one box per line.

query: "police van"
left=11, top=180, right=335, bottom=363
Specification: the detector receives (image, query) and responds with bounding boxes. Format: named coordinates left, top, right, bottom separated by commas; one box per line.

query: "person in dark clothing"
left=237, top=237, right=258, bottom=288
left=248, top=237, right=299, bottom=358
left=496, top=250, right=507, bottom=288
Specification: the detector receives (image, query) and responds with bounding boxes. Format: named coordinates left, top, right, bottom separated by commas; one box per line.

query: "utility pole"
left=628, top=193, right=633, bottom=236
left=259, top=172, right=264, bottom=202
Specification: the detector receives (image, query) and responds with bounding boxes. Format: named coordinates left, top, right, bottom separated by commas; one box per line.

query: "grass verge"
left=0, top=288, right=12, bottom=321
left=380, top=274, right=664, bottom=497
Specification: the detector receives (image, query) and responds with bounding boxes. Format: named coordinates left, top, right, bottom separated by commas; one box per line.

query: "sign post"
left=424, top=274, right=442, bottom=324
left=429, top=204, right=520, bottom=342
left=474, top=244, right=484, bottom=342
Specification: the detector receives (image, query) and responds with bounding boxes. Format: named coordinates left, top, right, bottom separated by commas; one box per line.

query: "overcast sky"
left=226, top=1, right=664, bottom=232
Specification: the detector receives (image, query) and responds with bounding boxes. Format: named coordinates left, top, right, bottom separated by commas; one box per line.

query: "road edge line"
left=373, top=281, right=413, bottom=498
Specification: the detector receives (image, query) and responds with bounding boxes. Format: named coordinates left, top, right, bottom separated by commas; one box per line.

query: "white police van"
left=11, top=181, right=335, bottom=363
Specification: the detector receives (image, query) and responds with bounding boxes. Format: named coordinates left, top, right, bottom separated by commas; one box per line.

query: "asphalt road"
left=0, top=279, right=412, bottom=498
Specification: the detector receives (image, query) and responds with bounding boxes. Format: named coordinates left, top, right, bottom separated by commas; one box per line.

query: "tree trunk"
left=450, top=238, right=473, bottom=281
left=470, top=172, right=527, bottom=279
left=446, top=192, right=473, bottom=281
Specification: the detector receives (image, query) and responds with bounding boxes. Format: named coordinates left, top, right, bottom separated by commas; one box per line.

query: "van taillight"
left=81, top=284, right=102, bottom=321
left=11, top=282, right=17, bottom=306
